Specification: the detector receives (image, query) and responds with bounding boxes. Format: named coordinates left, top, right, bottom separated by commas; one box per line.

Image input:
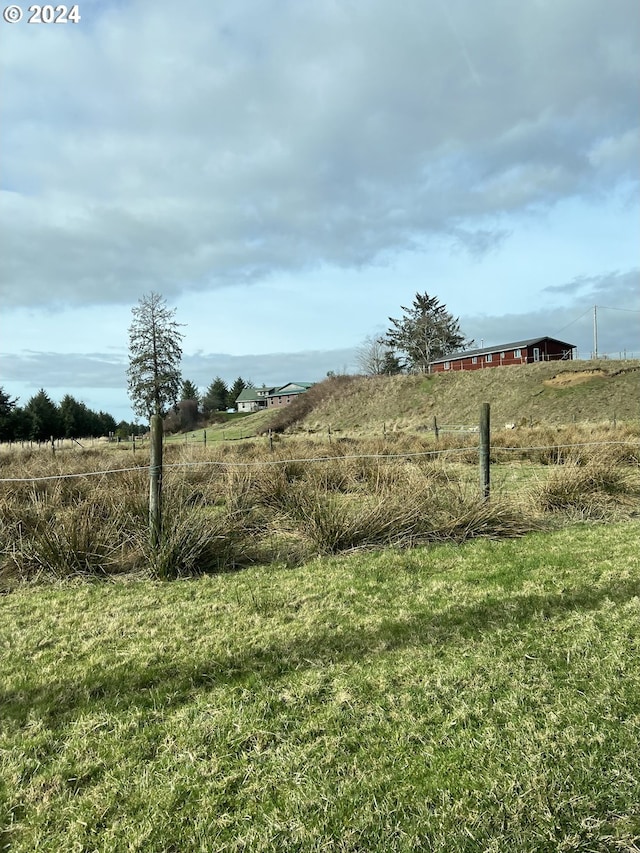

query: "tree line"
left=0, top=372, right=253, bottom=443
left=164, top=376, right=250, bottom=432
left=0, top=388, right=119, bottom=443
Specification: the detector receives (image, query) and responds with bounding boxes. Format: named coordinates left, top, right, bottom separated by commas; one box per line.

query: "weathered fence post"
left=328, top=425, right=332, bottom=444
left=433, top=416, right=439, bottom=441
left=479, top=403, right=490, bottom=501
left=50, top=435, right=55, bottom=455
left=149, top=414, right=163, bottom=553
left=203, top=429, right=207, bottom=447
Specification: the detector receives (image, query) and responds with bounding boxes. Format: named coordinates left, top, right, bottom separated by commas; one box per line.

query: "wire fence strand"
left=0, top=439, right=637, bottom=483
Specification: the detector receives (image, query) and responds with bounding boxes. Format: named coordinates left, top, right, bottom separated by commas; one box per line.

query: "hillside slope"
left=294, top=360, right=640, bottom=433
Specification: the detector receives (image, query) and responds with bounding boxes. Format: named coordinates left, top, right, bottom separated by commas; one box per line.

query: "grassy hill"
left=288, top=359, right=640, bottom=435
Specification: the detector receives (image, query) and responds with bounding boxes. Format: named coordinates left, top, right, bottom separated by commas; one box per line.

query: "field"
left=1, top=521, right=640, bottom=851
left=1, top=407, right=639, bottom=850
left=1, top=421, right=639, bottom=583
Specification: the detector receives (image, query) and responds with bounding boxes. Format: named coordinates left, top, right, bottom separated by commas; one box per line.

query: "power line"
left=552, top=306, right=593, bottom=336
left=597, top=305, right=640, bottom=314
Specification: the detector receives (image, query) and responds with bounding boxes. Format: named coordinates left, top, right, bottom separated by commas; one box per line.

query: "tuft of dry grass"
left=532, top=455, right=639, bottom=519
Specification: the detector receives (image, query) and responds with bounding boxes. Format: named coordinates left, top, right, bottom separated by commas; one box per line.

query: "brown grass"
left=1, top=422, right=638, bottom=584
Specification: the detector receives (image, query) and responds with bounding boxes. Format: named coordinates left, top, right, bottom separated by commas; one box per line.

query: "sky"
left=1, top=0, right=638, bottom=422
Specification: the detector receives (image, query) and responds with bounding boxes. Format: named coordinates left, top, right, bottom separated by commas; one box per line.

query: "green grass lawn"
left=2, top=522, right=640, bottom=852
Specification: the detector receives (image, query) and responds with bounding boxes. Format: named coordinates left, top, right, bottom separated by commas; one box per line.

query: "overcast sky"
left=1, top=0, right=638, bottom=421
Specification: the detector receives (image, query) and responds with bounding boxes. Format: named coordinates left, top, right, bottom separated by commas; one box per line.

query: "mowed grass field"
left=1, top=521, right=640, bottom=851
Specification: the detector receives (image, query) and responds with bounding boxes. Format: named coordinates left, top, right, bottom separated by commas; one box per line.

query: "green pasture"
left=2, top=521, right=640, bottom=851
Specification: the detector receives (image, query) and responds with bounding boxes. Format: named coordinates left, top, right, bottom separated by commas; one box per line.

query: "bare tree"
left=356, top=335, right=386, bottom=375
left=127, top=292, right=184, bottom=420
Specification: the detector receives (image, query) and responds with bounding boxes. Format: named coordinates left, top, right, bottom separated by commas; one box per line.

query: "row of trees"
left=0, top=388, right=119, bottom=443
left=181, top=376, right=249, bottom=415
left=164, top=376, right=251, bottom=431
left=356, top=292, right=473, bottom=375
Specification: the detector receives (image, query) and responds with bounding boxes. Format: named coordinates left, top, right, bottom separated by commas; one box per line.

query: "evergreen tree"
left=60, top=395, right=88, bottom=438
left=25, top=389, right=61, bottom=441
left=127, top=292, right=184, bottom=420
left=9, top=407, right=31, bottom=441
left=381, top=349, right=403, bottom=375
left=202, top=377, right=229, bottom=414
left=227, top=376, right=247, bottom=408
left=95, top=411, right=117, bottom=436
left=180, top=379, right=200, bottom=405
left=384, top=292, right=472, bottom=372
left=0, top=387, right=17, bottom=441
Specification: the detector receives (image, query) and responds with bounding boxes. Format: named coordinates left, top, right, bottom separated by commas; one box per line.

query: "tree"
left=25, top=389, right=61, bottom=441
left=355, top=335, right=402, bottom=375
left=227, top=376, right=247, bottom=409
left=381, top=349, right=403, bottom=375
left=60, top=394, right=89, bottom=438
left=180, top=379, right=200, bottom=405
left=0, top=387, right=17, bottom=441
left=383, top=292, right=472, bottom=373
left=202, top=377, right=229, bottom=415
left=127, top=292, right=184, bottom=420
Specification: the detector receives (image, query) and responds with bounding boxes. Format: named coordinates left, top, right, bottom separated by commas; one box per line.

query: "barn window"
left=514, top=348, right=521, bottom=358
left=472, top=356, right=478, bottom=364
left=486, top=353, right=493, bottom=363
left=500, top=352, right=505, bottom=359
left=444, top=361, right=451, bottom=370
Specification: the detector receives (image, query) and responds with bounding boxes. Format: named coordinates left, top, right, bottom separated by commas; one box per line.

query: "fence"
left=3, top=406, right=639, bottom=546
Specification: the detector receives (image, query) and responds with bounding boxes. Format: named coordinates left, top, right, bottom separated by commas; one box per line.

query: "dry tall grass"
left=1, top=421, right=638, bottom=584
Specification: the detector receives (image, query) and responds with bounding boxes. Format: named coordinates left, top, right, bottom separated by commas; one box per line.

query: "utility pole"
left=593, top=305, right=598, bottom=359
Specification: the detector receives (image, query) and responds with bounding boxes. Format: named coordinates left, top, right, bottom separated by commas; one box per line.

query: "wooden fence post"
left=149, top=414, right=163, bottom=554
left=479, top=402, right=490, bottom=501
left=203, top=429, right=207, bottom=447
left=433, top=416, right=439, bottom=441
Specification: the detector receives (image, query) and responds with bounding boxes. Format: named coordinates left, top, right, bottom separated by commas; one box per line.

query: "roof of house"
left=429, top=337, right=576, bottom=365
left=235, top=388, right=265, bottom=403
left=270, top=382, right=315, bottom=396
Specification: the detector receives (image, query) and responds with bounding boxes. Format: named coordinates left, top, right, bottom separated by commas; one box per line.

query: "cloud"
left=543, top=269, right=640, bottom=301
left=1, top=0, right=638, bottom=308
left=0, top=347, right=359, bottom=396
left=465, top=268, right=640, bottom=357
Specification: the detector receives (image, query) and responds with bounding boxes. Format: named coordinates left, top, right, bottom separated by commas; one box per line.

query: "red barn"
left=429, top=337, right=575, bottom=373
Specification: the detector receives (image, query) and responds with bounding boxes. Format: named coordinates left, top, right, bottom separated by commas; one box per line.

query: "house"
left=429, top=337, right=575, bottom=373
left=235, top=385, right=276, bottom=413
left=235, top=382, right=315, bottom=412
left=267, top=382, right=315, bottom=408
